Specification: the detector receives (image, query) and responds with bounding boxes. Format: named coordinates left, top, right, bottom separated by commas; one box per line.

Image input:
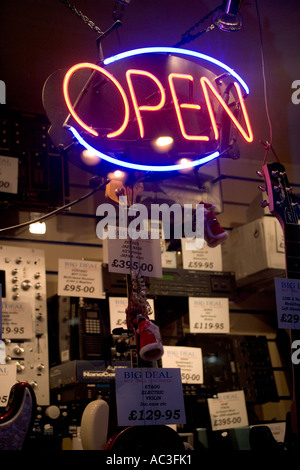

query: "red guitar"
left=251, top=160, right=300, bottom=450
left=0, top=382, right=36, bottom=450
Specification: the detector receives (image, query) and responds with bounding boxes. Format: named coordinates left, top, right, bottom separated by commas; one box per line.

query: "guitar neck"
left=284, top=223, right=300, bottom=280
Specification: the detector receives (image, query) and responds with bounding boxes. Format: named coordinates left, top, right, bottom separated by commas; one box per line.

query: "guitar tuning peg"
left=273, top=186, right=280, bottom=192
left=261, top=200, right=269, bottom=208
left=258, top=185, right=266, bottom=192
left=256, top=170, right=263, bottom=177
left=271, top=170, right=279, bottom=177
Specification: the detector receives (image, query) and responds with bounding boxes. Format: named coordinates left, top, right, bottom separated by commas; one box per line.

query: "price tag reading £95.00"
left=208, top=390, right=249, bottom=431
left=188, top=297, right=230, bottom=333
left=58, top=259, right=105, bottom=299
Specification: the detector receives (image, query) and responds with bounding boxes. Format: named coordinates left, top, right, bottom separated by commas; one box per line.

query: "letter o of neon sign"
left=62, top=62, right=130, bottom=138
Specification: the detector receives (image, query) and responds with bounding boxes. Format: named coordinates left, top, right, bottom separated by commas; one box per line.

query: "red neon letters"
left=63, top=63, right=253, bottom=143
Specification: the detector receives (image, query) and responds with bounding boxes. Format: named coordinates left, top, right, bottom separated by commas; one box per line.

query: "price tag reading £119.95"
left=188, top=297, right=230, bottom=333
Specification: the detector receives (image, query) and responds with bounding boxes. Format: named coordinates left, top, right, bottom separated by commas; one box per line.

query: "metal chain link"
left=59, top=0, right=222, bottom=47
left=59, top=0, right=104, bottom=35
left=174, top=2, right=223, bottom=47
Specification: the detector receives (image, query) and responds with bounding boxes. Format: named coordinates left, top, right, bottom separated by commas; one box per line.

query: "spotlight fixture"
left=213, top=0, right=243, bottom=32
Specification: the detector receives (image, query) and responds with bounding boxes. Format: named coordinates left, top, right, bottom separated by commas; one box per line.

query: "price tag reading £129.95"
left=115, top=368, right=186, bottom=427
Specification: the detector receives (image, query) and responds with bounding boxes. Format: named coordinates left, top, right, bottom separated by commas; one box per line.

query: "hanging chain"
left=59, top=0, right=104, bottom=35
left=174, top=2, right=224, bottom=47
left=59, top=0, right=223, bottom=47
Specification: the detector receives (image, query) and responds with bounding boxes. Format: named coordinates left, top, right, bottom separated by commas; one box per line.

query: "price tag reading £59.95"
left=208, top=390, right=249, bottom=431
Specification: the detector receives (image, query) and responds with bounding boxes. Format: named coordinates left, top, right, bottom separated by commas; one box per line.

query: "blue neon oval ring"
left=69, top=47, right=249, bottom=172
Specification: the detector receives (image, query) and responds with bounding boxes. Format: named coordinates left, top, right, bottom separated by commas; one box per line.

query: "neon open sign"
left=44, top=47, right=253, bottom=173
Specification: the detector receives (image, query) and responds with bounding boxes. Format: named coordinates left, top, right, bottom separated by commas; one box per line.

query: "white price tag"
left=0, top=364, right=17, bottom=407
left=58, top=259, right=105, bottom=298
left=0, top=340, right=6, bottom=364
left=162, top=346, right=203, bottom=384
left=181, top=239, right=222, bottom=271
left=208, top=390, right=248, bottom=431
left=274, top=278, right=300, bottom=329
left=109, top=297, right=155, bottom=332
left=115, top=368, right=186, bottom=426
left=107, top=238, right=162, bottom=278
left=0, top=155, right=19, bottom=194
left=2, top=302, right=33, bottom=340
left=189, top=297, right=229, bottom=333
left=161, top=251, right=177, bottom=269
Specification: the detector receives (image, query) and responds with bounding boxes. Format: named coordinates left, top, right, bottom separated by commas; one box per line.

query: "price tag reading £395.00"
left=107, top=238, right=162, bottom=278
left=208, top=390, right=249, bottom=431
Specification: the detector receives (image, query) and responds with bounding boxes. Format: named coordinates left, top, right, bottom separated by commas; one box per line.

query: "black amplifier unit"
left=102, top=264, right=236, bottom=299
left=179, top=334, right=279, bottom=405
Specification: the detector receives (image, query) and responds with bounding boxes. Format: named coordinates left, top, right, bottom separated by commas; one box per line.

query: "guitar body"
left=105, top=425, right=186, bottom=452
left=0, top=382, right=36, bottom=450
left=251, top=160, right=300, bottom=449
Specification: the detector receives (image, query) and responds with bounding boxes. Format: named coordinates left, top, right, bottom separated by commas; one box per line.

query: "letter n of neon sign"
left=200, top=77, right=253, bottom=143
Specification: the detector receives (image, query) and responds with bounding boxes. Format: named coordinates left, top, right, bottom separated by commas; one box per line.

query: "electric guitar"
left=253, top=161, right=300, bottom=450
left=0, top=382, right=36, bottom=450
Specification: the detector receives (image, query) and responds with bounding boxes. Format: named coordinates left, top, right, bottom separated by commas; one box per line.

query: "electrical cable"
left=0, top=178, right=111, bottom=233
left=255, top=0, right=273, bottom=148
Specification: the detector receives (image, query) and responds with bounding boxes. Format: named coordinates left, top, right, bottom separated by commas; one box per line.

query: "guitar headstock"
left=261, top=161, right=299, bottom=230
